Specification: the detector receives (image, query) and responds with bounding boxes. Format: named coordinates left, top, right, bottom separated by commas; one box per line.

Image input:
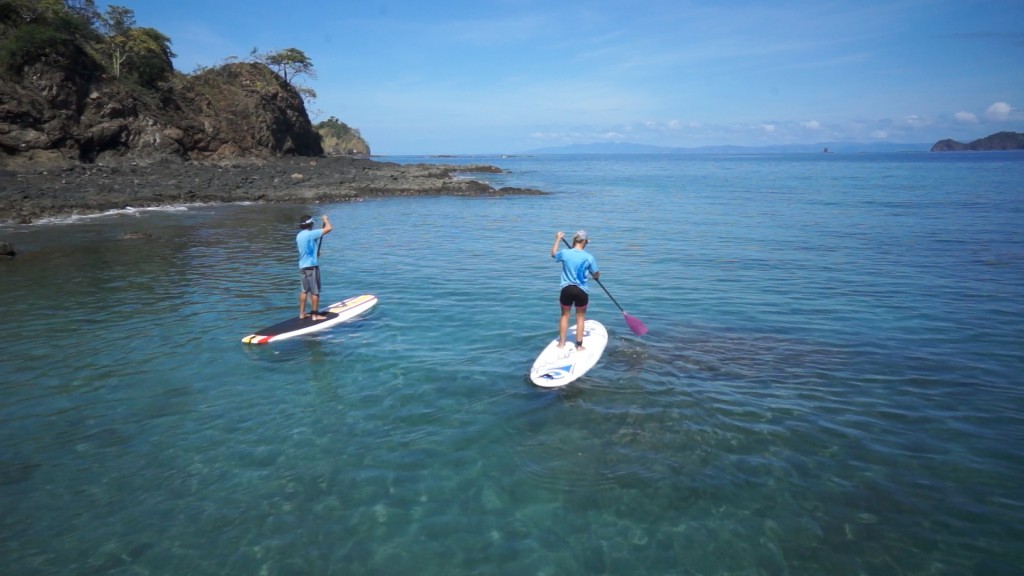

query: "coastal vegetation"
left=0, top=0, right=368, bottom=165
left=0, top=0, right=173, bottom=88
left=316, top=116, right=370, bottom=156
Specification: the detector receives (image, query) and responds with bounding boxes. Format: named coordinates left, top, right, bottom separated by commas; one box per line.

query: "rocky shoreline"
left=0, top=155, right=545, bottom=225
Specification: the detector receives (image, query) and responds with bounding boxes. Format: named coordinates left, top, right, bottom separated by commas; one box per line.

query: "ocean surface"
left=1, top=152, right=1022, bottom=575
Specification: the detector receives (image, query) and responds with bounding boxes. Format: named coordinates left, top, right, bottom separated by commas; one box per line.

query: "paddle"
left=310, top=219, right=324, bottom=316
left=561, top=237, right=648, bottom=336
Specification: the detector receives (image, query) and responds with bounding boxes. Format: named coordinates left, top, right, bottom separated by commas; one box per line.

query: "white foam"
left=27, top=203, right=235, bottom=225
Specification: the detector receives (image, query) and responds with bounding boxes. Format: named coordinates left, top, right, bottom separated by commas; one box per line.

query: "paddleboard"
left=529, top=319, right=608, bottom=387
left=242, top=294, right=377, bottom=344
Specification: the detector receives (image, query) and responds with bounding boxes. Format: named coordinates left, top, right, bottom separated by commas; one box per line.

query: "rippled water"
left=2, top=153, right=1023, bottom=575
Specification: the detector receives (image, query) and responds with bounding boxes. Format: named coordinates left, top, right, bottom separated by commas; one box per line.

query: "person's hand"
left=555, top=231, right=564, bottom=240
left=322, top=215, right=330, bottom=222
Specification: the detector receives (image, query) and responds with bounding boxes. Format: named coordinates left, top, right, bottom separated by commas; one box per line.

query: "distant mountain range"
left=523, top=132, right=1024, bottom=155
left=522, top=141, right=932, bottom=155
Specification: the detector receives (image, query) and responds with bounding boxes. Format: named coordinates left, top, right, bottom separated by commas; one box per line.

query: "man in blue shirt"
left=551, top=230, right=600, bottom=350
left=296, top=214, right=333, bottom=320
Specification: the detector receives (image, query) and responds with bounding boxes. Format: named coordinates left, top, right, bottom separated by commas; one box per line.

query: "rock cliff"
left=0, top=2, right=369, bottom=167
left=0, top=60, right=324, bottom=167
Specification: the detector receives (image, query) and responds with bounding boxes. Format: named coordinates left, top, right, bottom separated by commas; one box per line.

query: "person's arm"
left=551, top=231, right=564, bottom=258
left=320, top=215, right=333, bottom=235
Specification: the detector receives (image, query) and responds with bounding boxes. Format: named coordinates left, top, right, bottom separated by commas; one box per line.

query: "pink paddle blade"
left=624, top=312, right=648, bottom=336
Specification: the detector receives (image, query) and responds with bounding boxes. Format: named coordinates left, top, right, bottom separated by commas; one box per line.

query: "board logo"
left=539, top=366, right=572, bottom=380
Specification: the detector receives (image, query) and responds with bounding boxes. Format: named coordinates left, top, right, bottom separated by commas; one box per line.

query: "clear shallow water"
left=1, top=153, right=1022, bottom=575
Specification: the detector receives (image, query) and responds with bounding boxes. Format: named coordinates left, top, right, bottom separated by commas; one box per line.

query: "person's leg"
left=311, top=294, right=323, bottom=320
left=558, top=286, right=575, bottom=347
left=309, top=267, right=325, bottom=320
left=299, top=269, right=313, bottom=318
left=575, top=306, right=587, bottom=350
left=558, top=306, right=571, bottom=347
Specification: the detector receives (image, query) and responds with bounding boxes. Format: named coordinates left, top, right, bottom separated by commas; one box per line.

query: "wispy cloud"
left=986, top=102, right=1014, bottom=121
left=954, top=111, right=979, bottom=123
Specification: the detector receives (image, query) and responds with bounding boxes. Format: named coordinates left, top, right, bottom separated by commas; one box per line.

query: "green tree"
left=64, top=0, right=100, bottom=26
left=100, top=4, right=134, bottom=35
left=316, top=116, right=356, bottom=138
left=99, top=4, right=134, bottom=78
left=259, top=47, right=315, bottom=85
left=127, top=27, right=174, bottom=85
left=97, top=4, right=173, bottom=84
left=0, top=0, right=98, bottom=75
left=0, top=0, right=63, bottom=26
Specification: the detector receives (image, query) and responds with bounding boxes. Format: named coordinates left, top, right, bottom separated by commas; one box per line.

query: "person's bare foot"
left=575, top=341, right=585, bottom=351
left=311, top=314, right=326, bottom=321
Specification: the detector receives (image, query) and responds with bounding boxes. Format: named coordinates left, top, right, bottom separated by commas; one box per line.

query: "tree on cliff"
left=254, top=47, right=317, bottom=103
left=99, top=4, right=174, bottom=86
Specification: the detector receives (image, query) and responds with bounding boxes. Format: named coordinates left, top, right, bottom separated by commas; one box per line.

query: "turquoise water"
left=1, top=153, right=1022, bottom=575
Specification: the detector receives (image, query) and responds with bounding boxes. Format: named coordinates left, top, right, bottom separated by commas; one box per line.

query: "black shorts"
left=559, top=285, right=589, bottom=309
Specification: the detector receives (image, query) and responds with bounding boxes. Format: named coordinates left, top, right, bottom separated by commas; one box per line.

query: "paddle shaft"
left=316, top=217, right=328, bottom=258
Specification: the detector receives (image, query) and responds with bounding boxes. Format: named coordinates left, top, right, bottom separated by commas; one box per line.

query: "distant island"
left=930, top=131, right=1024, bottom=152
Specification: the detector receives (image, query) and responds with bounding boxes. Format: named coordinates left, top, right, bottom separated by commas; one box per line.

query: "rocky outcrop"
left=0, top=9, right=544, bottom=227
left=0, top=62, right=322, bottom=167
left=0, top=156, right=545, bottom=224
left=316, top=117, right=371, bottom=156
left=931, top=131, right=1024, bottom=152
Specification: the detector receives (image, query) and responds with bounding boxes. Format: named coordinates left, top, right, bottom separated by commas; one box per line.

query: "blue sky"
left=109, top=0, right=1022, bottom=155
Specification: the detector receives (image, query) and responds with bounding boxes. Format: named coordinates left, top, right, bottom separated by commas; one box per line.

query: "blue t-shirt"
left=554, top=248, right=599, bottom=292
left=296, top=229, right=324, bottom=268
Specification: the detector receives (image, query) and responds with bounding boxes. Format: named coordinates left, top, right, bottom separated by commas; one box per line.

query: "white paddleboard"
left=242, top=294, right=378, bottom=344
left=529, top=319, right=608, bottom=387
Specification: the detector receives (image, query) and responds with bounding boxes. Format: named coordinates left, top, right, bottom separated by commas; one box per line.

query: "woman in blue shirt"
left=551, top=230, right=600, bottom=350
